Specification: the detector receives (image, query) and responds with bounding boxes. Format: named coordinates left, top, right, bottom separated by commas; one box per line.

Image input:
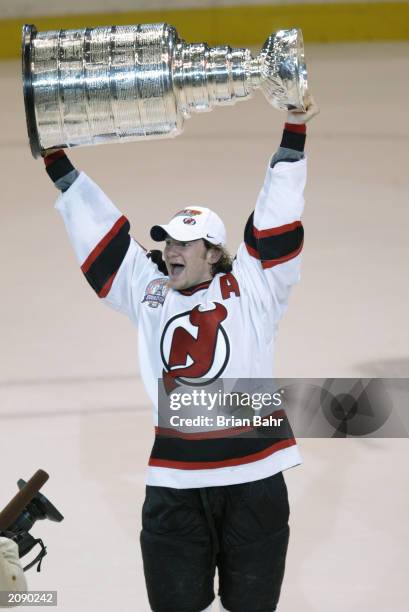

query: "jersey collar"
left=178, top=280, right=211, bottom=296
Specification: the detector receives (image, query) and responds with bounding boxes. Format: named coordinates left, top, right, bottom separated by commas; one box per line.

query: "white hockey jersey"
left=55, top=156, right=306, bottom=488
left=0, top=537, right=27, bottom=597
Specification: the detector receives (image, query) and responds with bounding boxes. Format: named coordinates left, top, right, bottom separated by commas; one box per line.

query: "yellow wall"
left=2, top=2, right=409, bottom=60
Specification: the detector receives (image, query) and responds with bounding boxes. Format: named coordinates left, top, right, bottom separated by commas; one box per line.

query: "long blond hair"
left=203, top=240, right=233, bottom=276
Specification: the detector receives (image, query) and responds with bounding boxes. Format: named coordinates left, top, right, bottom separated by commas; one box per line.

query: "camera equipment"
left=0, top=470, right=63, bottom=572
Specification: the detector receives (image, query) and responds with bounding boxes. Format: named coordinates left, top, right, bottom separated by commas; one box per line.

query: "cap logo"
left=173, top=208, right=203, bottom=219
left=183, top=217, right=196, bottom=225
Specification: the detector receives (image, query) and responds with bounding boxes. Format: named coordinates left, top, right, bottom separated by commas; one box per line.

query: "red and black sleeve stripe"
left=243, top=122, right=305, bottom=268
left=45, top=151, right=132, bottom=297
left=281, top=122, right=306, bottom=151
left=244, top=212, right=304, bottom=269
left=81, top=216, right=131, bottom=298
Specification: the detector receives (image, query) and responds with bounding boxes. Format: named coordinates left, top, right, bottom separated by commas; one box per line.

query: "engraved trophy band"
left=22, top=23, right=308, bottom=157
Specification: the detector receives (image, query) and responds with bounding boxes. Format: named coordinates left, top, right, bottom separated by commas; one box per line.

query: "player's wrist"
left=44, top=149, right=76, bottom=183
left=280, top=123, right=306, bottom=152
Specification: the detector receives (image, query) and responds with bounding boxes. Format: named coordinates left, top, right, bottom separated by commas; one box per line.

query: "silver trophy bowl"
left=22, top=23, right=308, bottom=157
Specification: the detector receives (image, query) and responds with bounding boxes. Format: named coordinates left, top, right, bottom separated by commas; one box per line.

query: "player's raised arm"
left=232, top=95, right=319, bottom=336
left=42, top=150, right=166, bottom=324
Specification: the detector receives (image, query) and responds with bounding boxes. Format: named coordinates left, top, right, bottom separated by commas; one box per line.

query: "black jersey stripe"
left=261, top=241, right=304, bottom=269
left=244, top=212, right=257, bottom=251
left=149, top=437, right=296, bottom=469
left=150, top=421, right=295, bottom=465
left=81, top=216, right=131, bottom=296
left=244, top=212, right=304, bottom=265
left=256, top=224, right=304, bottom=261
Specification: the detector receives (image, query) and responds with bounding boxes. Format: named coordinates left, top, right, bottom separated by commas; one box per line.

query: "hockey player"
left=0, top=537, right=27, bottom=607
left=42, top=96, right=319, bottom=612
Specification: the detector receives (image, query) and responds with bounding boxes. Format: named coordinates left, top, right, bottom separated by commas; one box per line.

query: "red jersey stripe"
left=245, top=243, right=260, bottom=259
left=98, top=271, right=117, bottom=298
left=253, top=220, right=302, bottom=239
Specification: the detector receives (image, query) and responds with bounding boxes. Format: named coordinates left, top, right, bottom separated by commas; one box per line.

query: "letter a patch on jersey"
left=160, top=302, right=229, bottom=392
left=219, top=272, right=240, bottom=300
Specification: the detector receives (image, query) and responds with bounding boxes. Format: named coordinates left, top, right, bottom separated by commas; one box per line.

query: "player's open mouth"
left=169, top=263, right=185, bottom=278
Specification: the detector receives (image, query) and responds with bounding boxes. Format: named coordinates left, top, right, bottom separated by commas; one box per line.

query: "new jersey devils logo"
left=160, top=302, right=230, bottom=392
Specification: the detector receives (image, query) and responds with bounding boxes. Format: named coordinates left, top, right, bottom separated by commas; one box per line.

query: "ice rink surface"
left=1, top=42, right=409, bottom=610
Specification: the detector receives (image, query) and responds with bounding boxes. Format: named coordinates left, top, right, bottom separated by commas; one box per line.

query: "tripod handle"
left=0, top=469, right=49, bottom=531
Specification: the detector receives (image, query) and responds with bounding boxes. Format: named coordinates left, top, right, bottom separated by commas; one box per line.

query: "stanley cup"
left=22, top=23, right=308, bottom=158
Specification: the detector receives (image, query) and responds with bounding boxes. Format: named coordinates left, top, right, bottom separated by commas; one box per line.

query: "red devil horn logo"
left=161, top=303, right=229, bottom=392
